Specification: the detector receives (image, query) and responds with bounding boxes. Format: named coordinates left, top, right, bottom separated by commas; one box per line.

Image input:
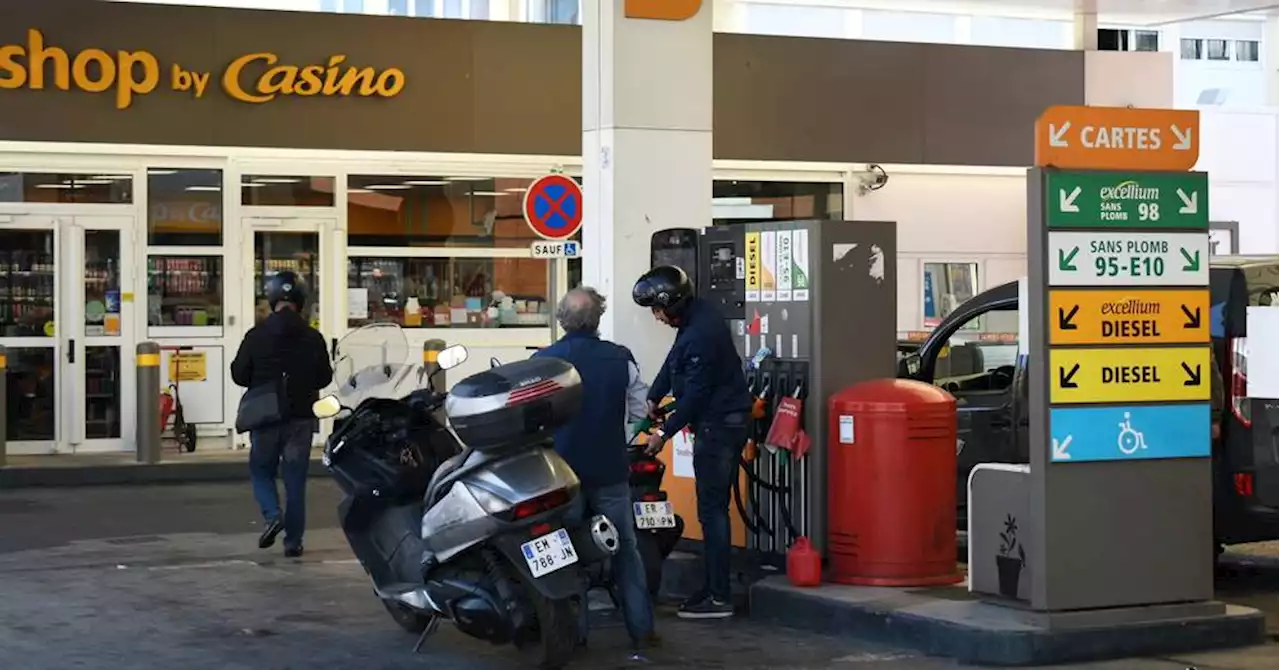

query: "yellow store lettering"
left=0, top=28, right=406, bottom=108
left=0, top=29, right=160, bottom=109
left=222, top=53, right=405, bottom=103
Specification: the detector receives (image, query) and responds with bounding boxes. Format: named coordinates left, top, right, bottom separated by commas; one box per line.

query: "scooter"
left=316, top=324, right=620, bottom=669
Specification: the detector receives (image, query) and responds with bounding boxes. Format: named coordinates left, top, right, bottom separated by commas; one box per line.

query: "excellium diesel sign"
left=0, top=29, right=406, bottom=110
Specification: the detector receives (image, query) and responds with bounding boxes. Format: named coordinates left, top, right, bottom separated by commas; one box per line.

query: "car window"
left=934, top=307, right=1019, bottom=390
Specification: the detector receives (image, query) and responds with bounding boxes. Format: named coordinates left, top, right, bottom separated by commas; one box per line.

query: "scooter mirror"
left=312, top=395, right=343, bottom=419
left=436, top=345, right=469, bottom=371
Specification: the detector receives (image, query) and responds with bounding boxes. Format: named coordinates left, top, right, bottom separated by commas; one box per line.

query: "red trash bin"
left=827, top=378, right=963, bottom=586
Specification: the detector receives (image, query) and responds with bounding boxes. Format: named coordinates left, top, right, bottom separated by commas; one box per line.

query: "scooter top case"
left=446, top=357, right=582, bottom=451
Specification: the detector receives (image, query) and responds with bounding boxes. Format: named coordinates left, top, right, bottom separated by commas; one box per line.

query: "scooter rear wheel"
left=529, top=593, right=576, bottom=670
left=381, top=598, right=435, bottom=634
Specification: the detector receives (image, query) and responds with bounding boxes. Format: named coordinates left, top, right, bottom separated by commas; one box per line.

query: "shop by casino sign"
left=0, top=28, right=406, bottom=110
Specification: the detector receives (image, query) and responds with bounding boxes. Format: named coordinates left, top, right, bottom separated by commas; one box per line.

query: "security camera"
left=855, top=164, right=889, bottom=196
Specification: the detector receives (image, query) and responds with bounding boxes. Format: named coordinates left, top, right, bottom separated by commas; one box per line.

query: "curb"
left=748, top=576, right=1266, bottom=666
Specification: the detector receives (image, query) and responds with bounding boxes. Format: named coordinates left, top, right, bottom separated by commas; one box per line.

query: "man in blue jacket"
left=633, top=265, right=753, bottom=620
left=534, top=287, right=657, bottom=654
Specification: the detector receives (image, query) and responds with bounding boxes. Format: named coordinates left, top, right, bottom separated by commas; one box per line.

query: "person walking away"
left=632, top=265, right=753, bottom=620
left=230, top=271, right=333, bottom=557
left=533, top=287, right=658, bottom=654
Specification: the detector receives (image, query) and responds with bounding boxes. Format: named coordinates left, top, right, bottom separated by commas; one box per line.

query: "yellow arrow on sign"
left=1050, top=346, right=1211, bottom=405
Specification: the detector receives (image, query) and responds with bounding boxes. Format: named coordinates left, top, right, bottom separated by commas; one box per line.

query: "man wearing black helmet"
left=231, top=271, right=333, bottom=557
left=632, top=265, right=752, bottom=619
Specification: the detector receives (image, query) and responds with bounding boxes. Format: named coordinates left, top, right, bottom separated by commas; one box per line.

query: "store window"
left=1206, top=39, right=1231, bottom=61
left=0, top=230, right=56, bottom=338
left=712, top=180, right=843, bottom=225
left=1181, top=38, right=1203, bottom=60
left=347, top=256, right=550, bottom=328
left=254, top=233, right=321, bottom=327
left=148, top=168, right=223, bottom=246
left=0, top=172, right=132, bottom=204
left=1236, top=40, right=1260, bottom=62
left=147, top=256, right=224, bottom=328
left=347, top=175, right=542, bottom=247
left=923, top=261, right=979, bottom=329
left=242, top=175, right=336, bottom=207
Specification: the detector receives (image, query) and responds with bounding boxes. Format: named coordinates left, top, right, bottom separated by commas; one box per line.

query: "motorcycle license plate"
left=633, top=501, right=676, bottom=529
left=520, top=528, right=579, bottom=578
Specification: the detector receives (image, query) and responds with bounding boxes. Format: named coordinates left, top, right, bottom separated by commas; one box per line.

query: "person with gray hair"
left=533, top=286, right=657, bottom=656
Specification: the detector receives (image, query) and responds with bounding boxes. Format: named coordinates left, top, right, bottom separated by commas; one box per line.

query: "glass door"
left=0, top=215, right=61, bottom=454
left=64, top=216, right=136, bottom=453
left=241, top=217, right=337, bottom=445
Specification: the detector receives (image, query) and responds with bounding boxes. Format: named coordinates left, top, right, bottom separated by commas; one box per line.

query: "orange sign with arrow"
left=1035, top=106, right=1200, bottom=172
left=1048, top=289, right=1209, bottom=345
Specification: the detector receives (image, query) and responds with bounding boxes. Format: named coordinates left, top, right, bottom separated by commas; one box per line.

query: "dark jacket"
left=230, top=309, right=333, bottom=420
left=535, top=331, right=637, bottom=489
left=647, top=297, right=752, bottom=437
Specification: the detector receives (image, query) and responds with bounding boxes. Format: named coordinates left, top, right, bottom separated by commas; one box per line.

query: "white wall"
left=1196, top=107, right=1280, bottom=253
left=846, top=171, right=1027, bottom=332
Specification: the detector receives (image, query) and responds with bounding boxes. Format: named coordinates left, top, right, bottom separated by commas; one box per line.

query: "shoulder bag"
left=235, top=372, right=289, bottom=434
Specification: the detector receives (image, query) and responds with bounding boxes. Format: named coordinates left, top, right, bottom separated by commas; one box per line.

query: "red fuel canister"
left=786, top=536, right=822, bottom=587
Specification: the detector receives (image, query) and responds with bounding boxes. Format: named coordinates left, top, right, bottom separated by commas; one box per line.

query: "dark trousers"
left=692, top=418, right=748, bottom=602
left=249, top=419, right=314, bottom=549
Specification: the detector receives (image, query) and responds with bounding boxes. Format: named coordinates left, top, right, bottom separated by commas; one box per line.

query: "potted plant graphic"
left=996, top=513, right=1026, bottom=599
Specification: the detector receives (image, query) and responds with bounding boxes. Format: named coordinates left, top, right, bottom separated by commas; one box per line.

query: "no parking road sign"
left=523, top=174, right=583, bottom=240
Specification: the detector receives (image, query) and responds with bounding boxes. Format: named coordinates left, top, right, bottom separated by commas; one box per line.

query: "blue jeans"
left=693, top=420, right=748, bottom=602
left=568, top=482, right=654, bottom=643
left=249, top=419, right=314, bottom=549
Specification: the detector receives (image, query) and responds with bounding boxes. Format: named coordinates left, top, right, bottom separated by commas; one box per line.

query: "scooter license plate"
left=633, top=501, right=676, bottom=529
left=520, top=528, right=579, bottom=578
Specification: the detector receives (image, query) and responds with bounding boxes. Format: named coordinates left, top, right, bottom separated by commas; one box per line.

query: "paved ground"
left=0, top=481, right=1274, bottom=670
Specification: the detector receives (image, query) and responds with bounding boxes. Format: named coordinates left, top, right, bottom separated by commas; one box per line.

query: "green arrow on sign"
left=1180, top=248, right=1201, bottom=272
left=1045, top=171, right=1210, bottom=230
left=1058, top=246, right=1079, bottom=271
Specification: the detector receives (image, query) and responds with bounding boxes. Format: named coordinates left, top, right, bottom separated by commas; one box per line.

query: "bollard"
left=136, top=342, right=161, bottom=464
left=424, top=338, right=447, bottom=390
left=0, top=344, right=7, bottom=468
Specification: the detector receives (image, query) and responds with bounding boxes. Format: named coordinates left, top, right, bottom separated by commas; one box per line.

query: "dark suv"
left=900, top=256, right=1278, bottom=551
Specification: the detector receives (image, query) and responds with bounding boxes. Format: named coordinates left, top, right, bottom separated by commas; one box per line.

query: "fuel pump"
left=649, top=219, right=898, bottom=562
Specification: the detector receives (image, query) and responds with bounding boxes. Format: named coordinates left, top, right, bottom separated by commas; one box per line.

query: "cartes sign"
left=1046, top=171, right=1209, bottom=230
left=1048, top=346, right=1211, bottom=405
left=1035, top=106, right=1200, bottom=172
left=1048, top=289, right=1209, bottom=345
left=1047, top=231, right=1209, bottom=287
left=625, top=0, right=702, bottom=20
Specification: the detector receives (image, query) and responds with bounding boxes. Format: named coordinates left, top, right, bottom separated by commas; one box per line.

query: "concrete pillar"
left=582, top=0, right=714, bottom=378
left=1073, top=10, right=1099, bottom=51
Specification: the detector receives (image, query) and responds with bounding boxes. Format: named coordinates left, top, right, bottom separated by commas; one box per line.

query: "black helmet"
left=632, top=265, right=693, bottom=315
left=265, top=270, right=307, bottom=311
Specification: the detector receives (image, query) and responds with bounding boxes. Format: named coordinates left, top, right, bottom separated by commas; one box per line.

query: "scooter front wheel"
left=381, top=598, right=435, bottom=634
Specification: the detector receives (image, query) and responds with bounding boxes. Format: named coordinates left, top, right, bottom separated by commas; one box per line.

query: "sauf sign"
left=0, top=29, right=406, bottom=110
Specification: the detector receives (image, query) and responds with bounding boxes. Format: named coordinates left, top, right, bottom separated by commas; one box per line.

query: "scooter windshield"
left=328, top=322, right=418, bottom=408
